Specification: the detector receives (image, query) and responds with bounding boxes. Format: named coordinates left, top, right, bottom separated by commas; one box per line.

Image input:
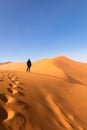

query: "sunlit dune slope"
left=0, top=56, right=87, bottom=82
left=0, top=56, right=87, bottom=130
left=32, top=58, right=66, bottom=78
left=0, top=58, right=66, bottom=78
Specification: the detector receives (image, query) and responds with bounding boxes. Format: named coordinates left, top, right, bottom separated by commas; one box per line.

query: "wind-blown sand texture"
left=0, top=56, right=87, bottom=130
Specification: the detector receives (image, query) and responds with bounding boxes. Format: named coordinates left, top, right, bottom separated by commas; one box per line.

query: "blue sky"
left=0, top=0, right=87, bottom=62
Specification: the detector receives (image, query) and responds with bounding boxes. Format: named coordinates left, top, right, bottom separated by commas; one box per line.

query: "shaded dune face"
left=51, top=56, right=87, bottom=83
left=51, top=56, right=87, bottom=73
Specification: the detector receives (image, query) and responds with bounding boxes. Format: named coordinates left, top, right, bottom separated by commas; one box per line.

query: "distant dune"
left=0, top=62, right=26, bottom=71
left=0, top=56, right=87, bottom=130
left=0, top=61, right=12, bottom=65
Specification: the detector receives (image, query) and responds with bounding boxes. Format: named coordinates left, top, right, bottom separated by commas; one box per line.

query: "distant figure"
left=26, top=59, right=32, bottom=72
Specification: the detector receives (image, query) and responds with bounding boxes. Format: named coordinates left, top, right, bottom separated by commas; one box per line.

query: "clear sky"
left=0, top=0, right=87, bottom=62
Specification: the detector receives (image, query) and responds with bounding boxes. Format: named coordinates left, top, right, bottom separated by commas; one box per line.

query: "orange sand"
left=0, top=56, right=87, bottom=130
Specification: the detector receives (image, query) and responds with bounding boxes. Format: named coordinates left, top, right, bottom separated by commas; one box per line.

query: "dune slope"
left=0, top=56, right=87, bottom=130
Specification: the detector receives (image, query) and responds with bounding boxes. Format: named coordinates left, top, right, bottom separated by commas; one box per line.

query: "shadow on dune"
left=30, top=72, right=84, bottom=85
left=31, top=72, right=65, bottom=80
left=65, top=72, right=84, bottom=85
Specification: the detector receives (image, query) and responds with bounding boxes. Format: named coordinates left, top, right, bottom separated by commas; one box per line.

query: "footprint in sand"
left=0, top=96, right=15, bottom=122
left=14, top=80, right=24, bottom=85
left=15, top=99, right=30, bottom=110
left=14, top=80, right=22, bottom=85
left=17, top=86, right=24, bottom=90
left=3, top=106, right=15, bottom=122
left=8, top=73, right=17, bottom=82
left=18, top=91, right=25, bottom=96
left=7, top=87, right=18, bottom=95
left=8, top=74, right=25, bottom=96
left=0, top=95, right=26, bottom=123
left=0, top=93, right=8, bottom=103
left=8, top=76, right=11, bottom=80
left=0, top=106, right=8, bottom=121
left=9, top=77, right=24, bottom=85
left=7, top=87, right=25, bottom=96
left=8, top=73, right=24, bottom=85
left=0, top=93, right=15, bottom=104
left=9, top=83, right=18, bottom=88
left=9, top=83, right=23, bottom=90
left=10, top=112, right=26, bottom=130
left=9, top=73, right=14, bottom=77
left=0, top=72, right=28, bottom=127
left=11, top=78, right=17, bottom=82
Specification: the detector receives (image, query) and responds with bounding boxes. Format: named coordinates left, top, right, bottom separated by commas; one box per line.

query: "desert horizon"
left=0, top=55, right=87, bottom=130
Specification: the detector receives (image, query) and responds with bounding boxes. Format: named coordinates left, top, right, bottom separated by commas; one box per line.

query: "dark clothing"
left=26, top=59, right=32, bottom=72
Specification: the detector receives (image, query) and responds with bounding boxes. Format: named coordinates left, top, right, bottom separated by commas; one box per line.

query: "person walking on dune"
left=26, top=59, right=32, bottom=72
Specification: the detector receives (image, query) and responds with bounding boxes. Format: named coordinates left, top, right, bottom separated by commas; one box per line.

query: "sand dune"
left=0, top=56, right=87, bottom=130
